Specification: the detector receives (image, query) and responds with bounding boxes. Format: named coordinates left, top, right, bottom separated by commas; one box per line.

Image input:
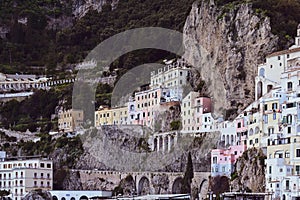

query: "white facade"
left=0, top=157, right=53, bottom=200
left=150, top=59, right=190, bottom=101
left=256, top=25, right=300, bottom=100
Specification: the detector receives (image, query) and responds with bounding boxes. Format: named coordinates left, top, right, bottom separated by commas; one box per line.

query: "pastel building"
left=211, top=144, right=247, bottom=177
left=58, top=109, right=84, bottom=132
left=181, top=91, right=214, bottom=132
left=0, top=152, right=53, bottom=200
left=95, top=106, right=113, bottom=126
left=265, top=135, right=300, bottom=200
left=150, top=58, right=190, bottom=101
left=111, top=106, right=128, bottom=125
left=220, top=121, right=237, bottom=146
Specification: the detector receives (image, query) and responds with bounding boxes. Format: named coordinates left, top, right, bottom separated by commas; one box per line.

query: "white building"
left=150, top=58, right=190, bottom=101
left=255, top=24, right=300, bottom=100
left=0, top=152, right=53, bottom=200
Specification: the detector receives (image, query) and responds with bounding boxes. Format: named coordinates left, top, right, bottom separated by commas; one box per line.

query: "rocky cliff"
left=73, top=0, right=119, bottom=18
left=183, top=0, right=278, bottom=119
left=231, top=147, right=266, bottom=192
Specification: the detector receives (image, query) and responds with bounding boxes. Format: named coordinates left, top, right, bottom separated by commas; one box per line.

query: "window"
left=269, top=166, right=272, bottom=174
left=213, top=157, right=217, bottom=164
left=296, top=149, right=300, bottom=157
left=47, top=164, right=51, bottom=168
left=286, top=180, right=290, bottom=190
left=278, top=56, right=281, bottom=60
left=34, top=173, right=37, bottom=178
left=296, top=166, right=300, bottom=175
left=237, top=122, right=241, bottom=128
left=285, top=151, right=290, bottom=158
left=264, top=104, right=268, bottom=111
left=264, top=115, right=268, bottom=124
left=279, top=168, right=283, bottom=172
left=273, top=113, right=276, bottom=120
left=288, top=82, right=293, bottom=91
left=40, top=163, right=45, bottom=168
left=288, top=127, right=292, bottom=134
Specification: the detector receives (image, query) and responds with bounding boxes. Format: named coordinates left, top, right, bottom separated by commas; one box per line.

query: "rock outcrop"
left=183, top=0, right=278, bottom=119
left=73, top=0, right=119, bottom=18
left=22, top=190, right=52, bottom=200
left=231, top=147, right=266, bottom=192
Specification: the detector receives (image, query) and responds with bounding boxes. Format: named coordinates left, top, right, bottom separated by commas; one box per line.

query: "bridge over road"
left=70, top=169, right=210, bottom=199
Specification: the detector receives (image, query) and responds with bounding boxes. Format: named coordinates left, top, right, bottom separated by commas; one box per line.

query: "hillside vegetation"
left=1, top=0, right=298, bottom=74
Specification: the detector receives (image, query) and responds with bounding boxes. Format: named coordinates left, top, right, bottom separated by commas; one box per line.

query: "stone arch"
left=169, top=135, right=174, bottom=150
left=79, top=196, right=88, bottom=200
left=283, top=194, right=286, bottom=200
left=61, top=198, right=66, bottom=200
left=153, top=138, right=157, bottom=151
left=257, top=81, right=263, bottom=99
left=52, top=196, right=58, bottom=200
left=159, top=136, right=163, bottom=151
left=138, top=176, right=150, bottom=195
left=70, top=198, right=75, bottom=200
left=199, top=179, right=209, bottom=199
left=164, top=136, right=168, bottom=151
left=172, top=177, right=183, bottom=194
left=122, top=175, right=136, bottom=195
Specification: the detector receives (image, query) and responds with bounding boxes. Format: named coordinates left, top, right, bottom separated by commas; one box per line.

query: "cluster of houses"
left=57, top=25, right=300, bottom=199
left=211, top=24, right=300, bottom=200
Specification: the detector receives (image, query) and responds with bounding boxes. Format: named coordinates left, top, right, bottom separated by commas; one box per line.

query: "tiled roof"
left=266, top=47, right=300, bottom=58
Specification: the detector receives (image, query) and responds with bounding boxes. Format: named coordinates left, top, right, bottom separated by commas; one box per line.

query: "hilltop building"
left=58, top=109, right=84, bottom=132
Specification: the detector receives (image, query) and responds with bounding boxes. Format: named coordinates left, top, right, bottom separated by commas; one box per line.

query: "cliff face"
left=231, top=148, right=266, bottom=192
left=183, top=0, right=278, bottom=119
left=73, top=0, right=119, bottom=18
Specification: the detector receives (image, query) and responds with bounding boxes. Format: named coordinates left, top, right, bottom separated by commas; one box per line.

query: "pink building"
left=211, top=144, right=247, bottom=177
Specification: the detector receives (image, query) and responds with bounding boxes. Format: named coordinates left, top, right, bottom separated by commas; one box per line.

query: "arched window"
left=259, top=68, right=265, bottom=77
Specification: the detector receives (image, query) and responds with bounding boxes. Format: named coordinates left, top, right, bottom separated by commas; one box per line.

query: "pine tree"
left=181, top=152, right=194, bottom=193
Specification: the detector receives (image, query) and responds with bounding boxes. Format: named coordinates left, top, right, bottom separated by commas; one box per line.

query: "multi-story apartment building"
left=0, top=152, right=53, bottom=200
left=58, top=109, right=84, bottom=132
left=150, top=59, right=190, bottom=102
left=263, top=25, right=300, bottom=200
left=211, top=144, right=247, bottom=177
left=95, top=106, right=113, bottom=126
left=181, top=91, right=214, bottom=132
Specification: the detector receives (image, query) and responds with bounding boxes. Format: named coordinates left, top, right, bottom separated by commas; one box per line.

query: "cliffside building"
left=58, top=109, right=84, bottom=132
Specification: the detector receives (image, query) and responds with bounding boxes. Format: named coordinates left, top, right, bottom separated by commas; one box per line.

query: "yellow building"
left=95, top=107, right=113, bottom=126
left=112, top=106, right=128, bottom=125
left=95, top=106, right=128, bottom=126
left=58, top=109, right=84, bottom=132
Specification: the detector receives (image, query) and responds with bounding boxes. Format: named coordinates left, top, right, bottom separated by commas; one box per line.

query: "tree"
left=181, top=152, right=194, bottom=193
left=0, top=190, right=9, bottom=199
